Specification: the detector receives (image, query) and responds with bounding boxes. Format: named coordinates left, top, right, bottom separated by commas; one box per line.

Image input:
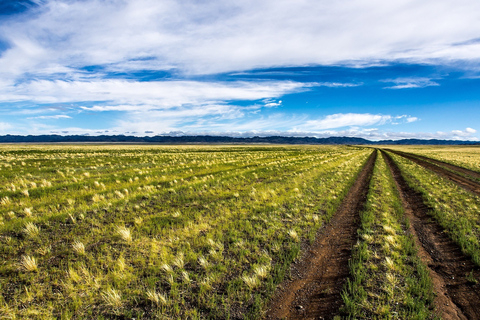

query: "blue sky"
left=0, top=0, right=480, bottom=140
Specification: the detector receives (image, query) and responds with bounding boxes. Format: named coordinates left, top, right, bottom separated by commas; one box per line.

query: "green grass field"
left=1, top=144, right=480, bottom=319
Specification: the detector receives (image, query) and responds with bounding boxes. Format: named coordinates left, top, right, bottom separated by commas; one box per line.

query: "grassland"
left=0, top=145, right=370, bottom=319
left=2, top=144, right=480, bottom=319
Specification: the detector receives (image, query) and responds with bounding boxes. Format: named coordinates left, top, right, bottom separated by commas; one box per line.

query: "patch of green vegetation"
left=388, top=145, right=480, bottom=174
left=389, top=152, right=480, bottom=266
left=0, top=145, right=370, bottom=319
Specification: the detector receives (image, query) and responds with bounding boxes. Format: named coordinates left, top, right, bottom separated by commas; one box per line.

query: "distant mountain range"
left=0, top=134, right=479, bottom=145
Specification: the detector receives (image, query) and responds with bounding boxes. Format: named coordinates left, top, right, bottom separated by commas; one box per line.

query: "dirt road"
left=265, top=150, right=377, bottom=319
left=383, top=151, right=480, bottom=320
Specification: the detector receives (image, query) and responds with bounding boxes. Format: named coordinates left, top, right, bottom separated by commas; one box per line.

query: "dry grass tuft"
left=146, top=289, right=167, bottom=306
left=19, top=255, right=38, bottom=272
left=102, top=288, right=122, bottom=308
left=288, top=229, right=299, bottom=242
left=116, top=226, right=132, bottom=242
left=23, top=222, right=40, bottom=238
left=242, top=274, right=259, bottom=289
left=72, top=240, right=86, bottom=255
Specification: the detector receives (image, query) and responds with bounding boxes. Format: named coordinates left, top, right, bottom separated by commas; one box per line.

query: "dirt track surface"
left=383, top=151, right=480, bottom=320
left=387, top=149, right=480, bottom=196
left=265, top=150, right=377, bottom=320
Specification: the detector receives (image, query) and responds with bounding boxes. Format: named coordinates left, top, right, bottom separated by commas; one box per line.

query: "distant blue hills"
left=0, top=134, right=478, bottom=145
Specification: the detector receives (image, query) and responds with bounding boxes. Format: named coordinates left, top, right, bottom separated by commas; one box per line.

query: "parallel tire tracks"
left=387, top=149, right=480, bottom=195
left=383, top=151, right=480, bottom=320
left=265, top=150, right=377, bottom=320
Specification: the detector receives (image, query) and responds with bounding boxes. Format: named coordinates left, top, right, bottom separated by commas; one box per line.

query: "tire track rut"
left=387, top=149, right=480, bottom=196
left=265, top=150, right=377, bottom=320
left=383, top=150, right=480, bottom=320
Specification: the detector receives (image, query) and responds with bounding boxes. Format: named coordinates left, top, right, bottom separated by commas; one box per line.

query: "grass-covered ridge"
left=0, top=145, right=370, bottom=319
left=386, top=145, right=480, bottom=174
left=388, top=152, right=480, bottom=266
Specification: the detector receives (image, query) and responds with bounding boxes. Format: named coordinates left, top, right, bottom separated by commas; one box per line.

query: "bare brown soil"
left=383, top=151, right=480, bottom=320
left=387, top=149, right=480, bottom=195
left=265, top=150, right=377, bottom=320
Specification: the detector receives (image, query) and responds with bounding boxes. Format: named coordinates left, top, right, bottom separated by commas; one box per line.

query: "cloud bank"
left=1, top=0, right=480, bottom=79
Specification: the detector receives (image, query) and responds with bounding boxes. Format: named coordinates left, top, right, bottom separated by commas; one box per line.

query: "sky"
left=0, top=0, right=480, bottom=140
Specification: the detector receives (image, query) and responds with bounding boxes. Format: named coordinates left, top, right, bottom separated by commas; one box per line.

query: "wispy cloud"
left=295, top=113, right=393, bottom=130
left=382, top=77, right=440, bottom=89
left=317, top=82, right=362, bottom=88
left=0, top=122, right=13, bottom=132
left=27, top=114, right=71, bottom=120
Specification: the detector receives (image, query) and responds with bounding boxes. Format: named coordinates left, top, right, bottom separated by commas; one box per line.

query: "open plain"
left=1, top=145, right=480, bottom=319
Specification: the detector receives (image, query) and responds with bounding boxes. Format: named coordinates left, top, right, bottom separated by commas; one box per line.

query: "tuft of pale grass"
left=198, top=256, right=209, bottom=269
left=146, top=289, right=167, bottom=306
left=271, top=242, right=281, bottom=253
left=161, top=264, right=173, bottom=274
left=114, top=190, right=125, bottom=199
left=383, top=225, right=396, bottom=235
left=102, top=288, right=122, bottom=308
left=172, top=253, right=185, bottom=269
left=72, top=240, right=85, bottom=255
left=384, top=235, right=396, bottom=246
left=386, top=272, right=396, bottom=284
left=362, top=233, right=374, bottom=243
left=1, top=196, right=11, bottom=206
left=384, top=257, right=395, bottom=270
left=288, top=229, right=299, bottom=242
left=19, top=255, right=38, bottom=272
left=116, top=226, right=132, bottom=242
left=23, top=222, right=40, bottom=238
left=40, top=179, right=52, bottom=187
left=242, top=274, right=259, bottom=289
left=181, top=271, right=191, bottom=282
left=253, top=265, right=270, bottom=279
left=91, top=193, right=104, bottom=203
left=37, top=245, right=51, bottom=256
left=24, top=207, right=33, bottom=217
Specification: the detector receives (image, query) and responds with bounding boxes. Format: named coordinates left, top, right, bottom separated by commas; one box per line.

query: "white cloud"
left=451, top=127, right=478, bottom=137
left=1, top=0, right=480, bottom=79
left=297, top=113, right=393, bottom=130
left=1, top=79, right=310, bottom=108
left=317, top=82, right=362, bottom=88
left=382, top=77, right=440, bottom=89
left=27, top=115, right=72, bottom=120
left=0, top=122, right=13, bottom=132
